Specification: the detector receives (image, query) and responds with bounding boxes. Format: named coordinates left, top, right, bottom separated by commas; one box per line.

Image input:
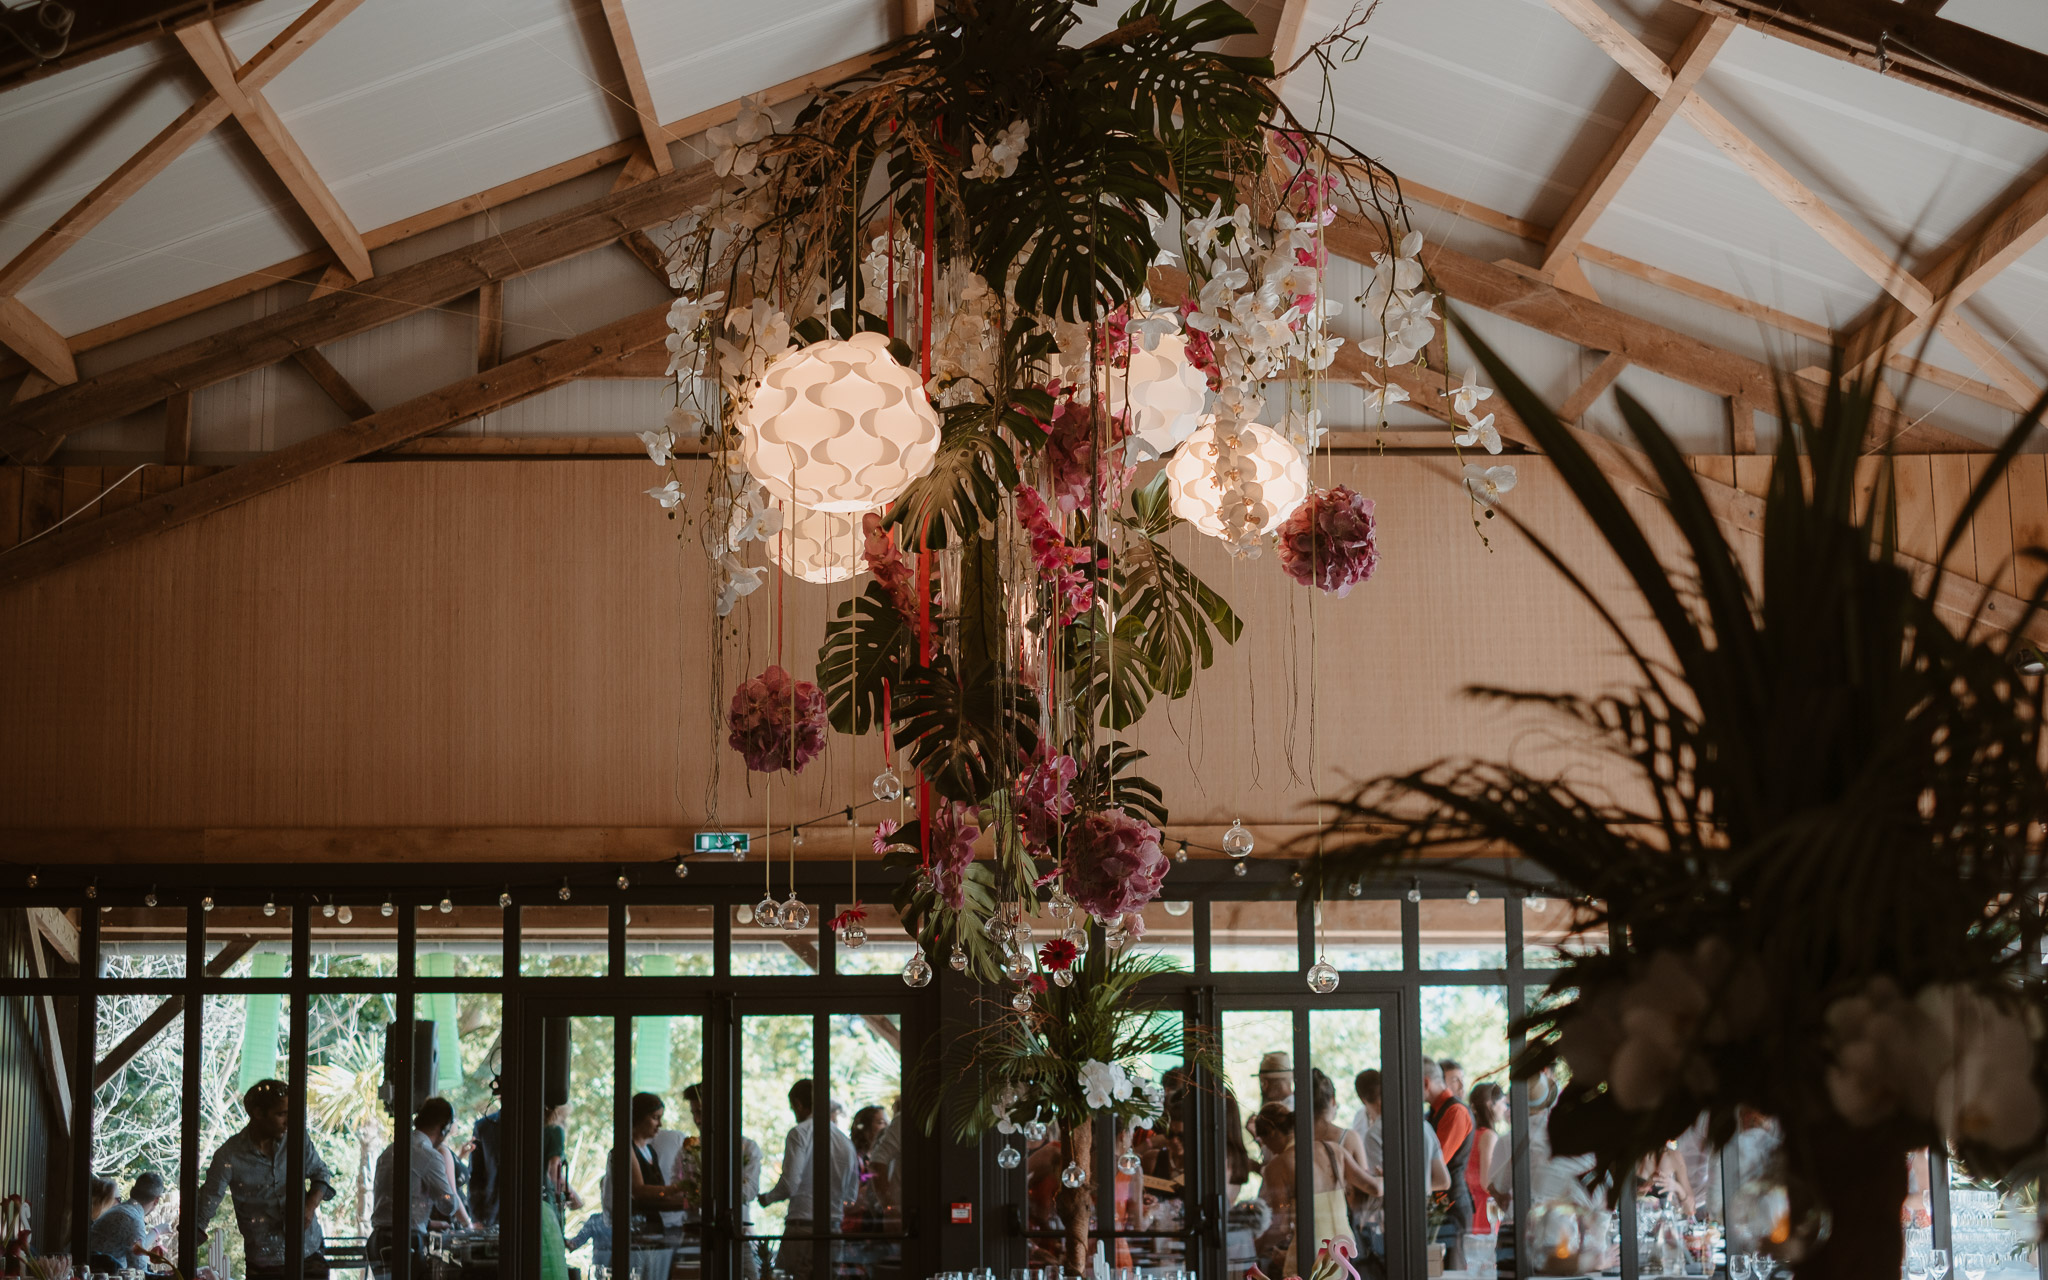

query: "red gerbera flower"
left=1038, top=937, right=1079, bottom=971
left=829, top=904, right=867, bottom=930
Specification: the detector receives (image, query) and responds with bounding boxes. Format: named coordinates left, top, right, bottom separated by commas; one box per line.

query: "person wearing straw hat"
left=1257, top=1051, right=1295, bottom=1110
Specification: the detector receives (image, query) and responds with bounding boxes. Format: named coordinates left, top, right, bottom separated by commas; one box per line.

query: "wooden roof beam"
left=1542, top=8, right=1731, bottom=275
left=0, top=297, right=76, bottom=385
left=0, top=161, right=719, bottom=461
left=596, top=0, right=673, bottom=175
left=0, top=0, right=367, bottom=300
left=1665, top=0, right=2048, bottom=134
left=0, top=304, right=670, bottom=585
left=1545, top=0, right=2042, bottom=411
left=176, top=20, right=373, bottom=280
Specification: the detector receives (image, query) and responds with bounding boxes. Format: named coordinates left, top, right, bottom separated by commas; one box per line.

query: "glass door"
left=1211, top=993, right=1409, bottom=1280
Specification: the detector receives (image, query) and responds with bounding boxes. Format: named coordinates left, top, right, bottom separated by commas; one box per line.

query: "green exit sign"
left=694, top=832, right=750, bottom=855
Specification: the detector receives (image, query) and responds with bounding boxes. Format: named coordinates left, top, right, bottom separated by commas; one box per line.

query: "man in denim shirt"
left=198, top=1081, right=337, bottom=1277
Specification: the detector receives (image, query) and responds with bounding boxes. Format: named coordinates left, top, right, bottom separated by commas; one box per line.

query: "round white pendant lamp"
left=738, top=332, right=943, bottom=512
left=1108, top=331, right=1211, bottom=463
left=771, top=503, right=872, bottom=584
left=1162, top=419, right=1309, bottom=540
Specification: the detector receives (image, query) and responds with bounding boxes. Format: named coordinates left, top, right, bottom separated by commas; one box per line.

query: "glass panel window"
left=1309, top=1008, right=1383, bottom=1276
left=92, top=1000, right=183, bottom=1266
left=209, top=905, right=292, bottom=977
left=1221, top=1008, right=1294, bottom=1280
left=1522, top=896, right=1607, bottom=969
left=307, top=901, right=396, bottom=978
left=99, top=906, right=186, bottom=977
left=1210, top=901, right=1298, bottom=972
left=1418, top=898, right=1505, bottom=970
left=732, top=905, right=818, bottom=976
left=742, top=1014, right=814, bottom=1276
left=1420, top=985, right=1512, bottom=1274
left=629, top=905, right=715, bottom=977
left=417, top=904, right=504, bottom=977
left=832, top=903, right=915, bottom=976
left=197, top=994, right=293, bottom=1279
left=541, top=1015, right=609, bottom=1279
left=627, top=1014, right=705, bottom=1280
left=1128, top=900, right=1195, bottom=970
left=304, top=991, right=394, bottom=1263
left=520, top=905, right=610, bottom=977
left=1315, top=900, right=1402, bottom=971
left=832, top=1013, right=904, bottom=1278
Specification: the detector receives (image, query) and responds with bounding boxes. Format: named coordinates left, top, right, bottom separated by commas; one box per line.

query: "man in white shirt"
left=675, top=1083, right=764, bottom=1280
left=371, top=1098, right=460, bottom=1277
left=759, top=1079, right=858, bottom=1278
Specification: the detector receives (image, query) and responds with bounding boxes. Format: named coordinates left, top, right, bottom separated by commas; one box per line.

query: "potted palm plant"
left=1305, top=321, right=2048, bottom=1280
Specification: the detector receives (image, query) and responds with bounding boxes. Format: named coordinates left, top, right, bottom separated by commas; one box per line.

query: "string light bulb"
left=202, top=896, right=215, bottom=913
left=439, top=896, right=453, bottom=914
left=322, top=899, right=337, bottom=919
left=144, top=886, right=158, bottom=908
left=24, top=869, right=37, bottom=888
left=673, top=857, right=689, bottom=880
left=499, top=890, right=513, bottom=909
left=617, top=872, right=631, bottom=891
left=1466, top=884, right=1481, bottom=905
left=336, top=904, right=352, bottom=924
left=1406, top=880, right=1422, bottom=904
left=557, top=880, right=572, bottom=902
left=381, top=898, right=395, bottom=918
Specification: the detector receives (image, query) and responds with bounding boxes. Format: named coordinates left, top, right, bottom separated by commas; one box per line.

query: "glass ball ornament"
left=841, top=923, right=868, bottom=950
left=984, top=913, right=1014, bottom=946
left=1307, top=959, right=1341, bottom=994
left=1104, top=925, right=1129, bottom=951
left=1290, top=871, right=1305, bottom=888
left=1024, top=1119, right=1049, bottom=1142
left=1221, top=818, right=1255, bottom=860
left=1010, top=989, right=1033, bottom=1013
left=1161, top=419, right=1309, bottom=546
left=1009, top=916, right=1033, bottom=945
left=737, top=333, right=943, bottom=512
left=1052, top=967, right=1074, bottom=988
left=1062, top=925, right=1087, bottom=949
left=336, top=905, right=352, bottom=924
left=1348, top=880, right=1363, bottom=898
left=949, top=943, right=968, bottom=972
left=1004, top=949, right=1034, bottom=982
left=902, top=951, right=933, bottom=987
left=1164, top=900, right=1191, bottom=916
left=871, top=767, right=905, bottom=804
left=770, top=503, right=873, bottom=584
left=996, top=1143, right=1022, bottom=1170
left=1060, top=1162, right=1087, bottom=1189
left=754, top=895, right=783, bottom=929
left=1108, top=329, right=1211, bottom=463
left=1116, top=1150, right=1143, bottom=1176
left=780, top=896, right=811, bottom=931
left=1231, top=861, right=1248, bottom=878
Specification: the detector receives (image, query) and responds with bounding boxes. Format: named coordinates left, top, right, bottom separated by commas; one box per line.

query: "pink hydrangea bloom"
left=862, top=513, right=919, bottom=620
left=1015, top=484, right=1095, bottom=626
left=1045, top=396, right=1135, bottom=514
left=1016, top=743, right=1078, bottom=856
left=1061, top=808, right=1168, bottom=921
left=1277, top=485, right=1379, bottom=597
left=726, top=665, right=827, bottom=773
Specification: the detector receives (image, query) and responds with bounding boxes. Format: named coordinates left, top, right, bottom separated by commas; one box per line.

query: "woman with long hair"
left=1465, top=1082, right=1507, bottom=1237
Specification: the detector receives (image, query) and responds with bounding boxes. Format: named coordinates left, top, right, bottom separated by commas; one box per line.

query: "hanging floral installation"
left=641, top=0, right=1497, bottom=990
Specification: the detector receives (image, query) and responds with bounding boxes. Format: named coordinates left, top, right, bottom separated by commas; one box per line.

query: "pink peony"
left=862, top=513, right=919, bottom=620
left=1016, top=743, right=1078, bottom=856
left=727, top=665, right=828, bottom=773
left=1061, top=808, right=1169, bottom=921
left=1276, top=485, right=1379, bottom=597
left=1016, top=485, right=1095, bottom=626
left=1045, top=396, right=1135, bottom=514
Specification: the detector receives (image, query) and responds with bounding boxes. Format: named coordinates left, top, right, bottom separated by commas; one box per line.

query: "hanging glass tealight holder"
left=781, top=895, right=811, bottom=931
left=1052, top=967, right=1074, bottom=988
left=1004, top=948, right=1034, bottom=982
left=872, top=766, right=904, bottom=803
left=1060, top=1162, right=1087, bottom=1189
left=1307, top=958, right=1340, bottom=994
left=754, top=894, right=783, bottom=929
left=948, top=942, right=968, bottom=971
left=1116, top=1149, right=1143, bottom=1176
left=996, top=1143, right=1022, bottom=1170
left=842, top=922, right=868, bottom=949
left=1011, top=988, right=1033, bottom=1013
left=902, top=951, right=933, bottom=987
left=1222, top=818, right=1255, bottom=859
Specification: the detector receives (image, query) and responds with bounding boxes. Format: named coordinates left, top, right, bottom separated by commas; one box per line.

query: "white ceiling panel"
left=629, top=0, right=894, bottom=134
left=246, top=0, right=626, bottom=234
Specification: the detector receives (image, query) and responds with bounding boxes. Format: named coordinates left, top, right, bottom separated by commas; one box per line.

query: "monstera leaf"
left=883, top=844, right=1007, bottom=982
left=894, top=654, right=1041, bottom=803
left=818, top=583, right=914, bottom=734
left=1069, top=740, right=1169, bottom=829
left=1059, top=610, right=1157, bottom=730
left=1117, top=473, right=1242, bottom=699
left=957, top=527, right=1004, bottom=680
left=888, top=402, right=1020, bottom=549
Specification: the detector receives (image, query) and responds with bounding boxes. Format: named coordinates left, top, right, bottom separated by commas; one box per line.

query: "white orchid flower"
left=1128, top=308, right=1179, bottom=351
left=1456, top=412, right=1502, bottom=455
left=714, top=557, right=766, bottom=617
left=1361, top=382, right=1410, bottom=427
left=646, top=480, right=683, bottom=509
left=665, top=404, right=703, bottom=437
left=1078, top=1059, right=1133, bottom=1111
left=1304, top=334, right=1346, bottom=371
left=638, top=430, right=673, bottom=466
left=1463, top=462, right=1518, bottom=507
left=1451, top=368, right=1493, bottom=418
left=1184, top=198, right=1231, bottom=260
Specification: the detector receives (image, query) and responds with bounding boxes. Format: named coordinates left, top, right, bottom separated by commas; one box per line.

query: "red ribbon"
left=914, top=164, right=937, bottom=872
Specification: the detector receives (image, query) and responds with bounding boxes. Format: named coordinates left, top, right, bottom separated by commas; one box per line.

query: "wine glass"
left=1729, top=1253, right=1755, bottom=1280
left=1960, top=1253, right=1988, bottom=1280
left=1930, top=1248, right=1950, bottom=1280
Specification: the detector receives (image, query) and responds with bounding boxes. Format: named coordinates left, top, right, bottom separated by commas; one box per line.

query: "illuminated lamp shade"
left=1162, top=419, right=1309, bottom=546
left=1108, top=332, right=1212, bottom=463
left=738, top=333, right=942, bottom=511
left=772, top=504, right=872, bottom=584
